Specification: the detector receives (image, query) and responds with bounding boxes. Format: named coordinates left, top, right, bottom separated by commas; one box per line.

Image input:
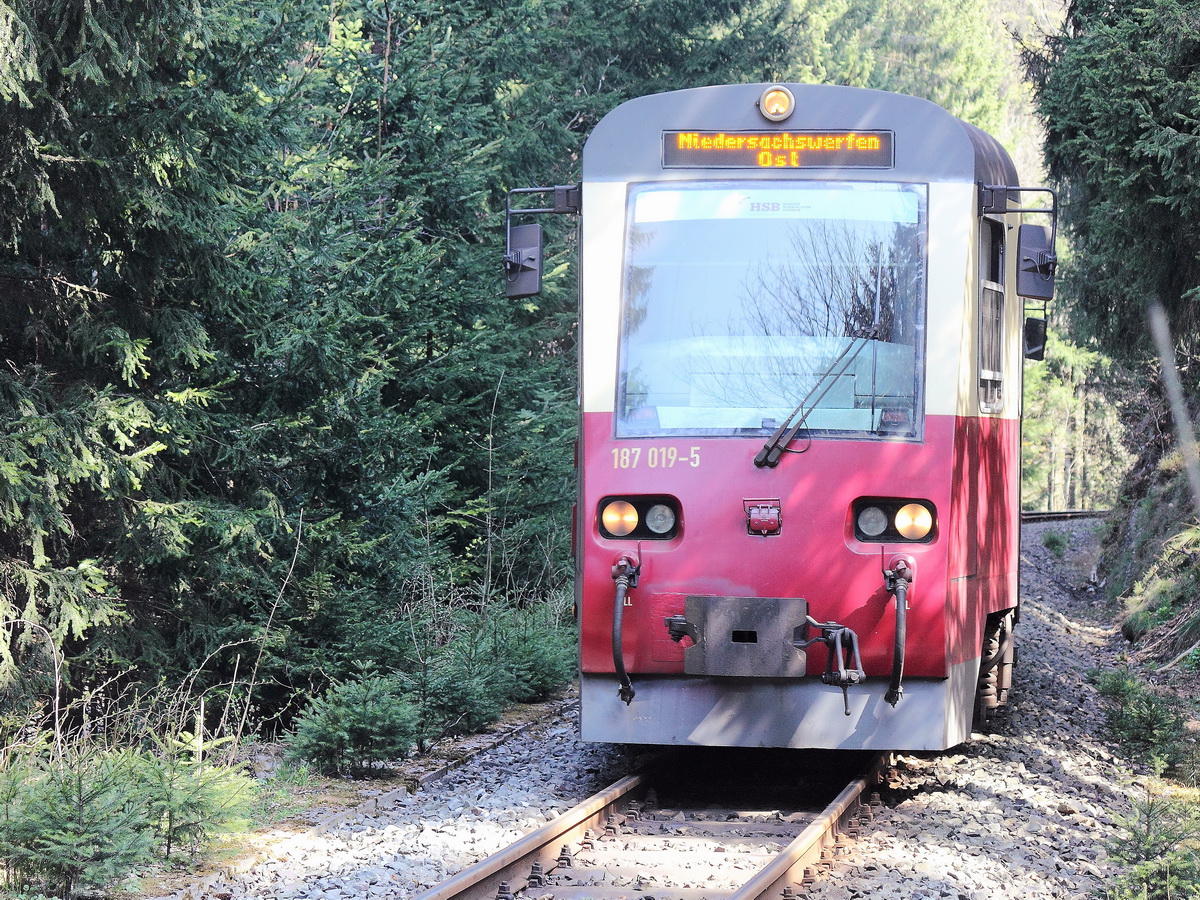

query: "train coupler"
left=663, top=614, right=698, bottom=644
left=668, top=596, right=809, bottom=677
left=794, top=617, right=865, bottom=716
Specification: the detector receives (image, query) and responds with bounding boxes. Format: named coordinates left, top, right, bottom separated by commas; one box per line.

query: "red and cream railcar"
left=509, top=83, right=1055, bottom=750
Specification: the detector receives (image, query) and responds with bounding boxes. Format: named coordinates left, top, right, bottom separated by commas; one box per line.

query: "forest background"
left=2, top=0, right=1199, bottom=894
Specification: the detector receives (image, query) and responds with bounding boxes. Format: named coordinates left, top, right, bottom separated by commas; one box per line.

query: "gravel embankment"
left=180, top=717, right=630, bottom=899
left=808, top=520, right=1132, bottom=900
left=177, top=521, right=1132, bottom=900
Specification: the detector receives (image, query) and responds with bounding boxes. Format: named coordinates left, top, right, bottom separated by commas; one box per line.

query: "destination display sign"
left=662, top=130, right=894, bottom=169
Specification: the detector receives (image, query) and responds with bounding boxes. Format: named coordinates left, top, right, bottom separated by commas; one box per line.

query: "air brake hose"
left=611, top=556, right=639, bottom=705
left=884, top=558, right=913, bottom=707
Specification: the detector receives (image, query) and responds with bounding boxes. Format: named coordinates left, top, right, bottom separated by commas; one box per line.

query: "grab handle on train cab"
left=610, top=553, right=640, bottom=705
left=883, top=557, right=915, bottom=707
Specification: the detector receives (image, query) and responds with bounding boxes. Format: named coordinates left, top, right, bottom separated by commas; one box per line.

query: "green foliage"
left=0, top=0, right=304, bottom=686
left=0, top=741, right=253, bottom=896
left=1021, top=330, right=1133, bottom=511
left=287, top=676, right=420, bottom=777
left=135, top=731, right=255, bottom=857
left=1116, top=520, right=1200, bottom=657
left=0, top=0, right=798, bottom=715
left=0, top=748, right=153, bottom=899
left=1106, top=786, right=1200, bottom=900
left=393, top=595, right=575, bottom=744
left=1092, top=666, right=1188, bottom=773
left=1184, top=646, right=1200, bottom=674
left=494, top=602, right=577, bottom=704
left=425, top=647, right=509, bottom=738
left=1122, top=578, right=1178, bottom=645
left=1028, top=0, right=1200, bottom=361
left=787, top=0, right=1011, bottom=135
left=1041, top=529, right=1068, bottom=559
left=0, top=688, right=257, bottom=897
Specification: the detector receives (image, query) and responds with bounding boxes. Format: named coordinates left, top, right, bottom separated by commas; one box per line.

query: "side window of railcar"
left=978, top=218, right=1004, bottom=413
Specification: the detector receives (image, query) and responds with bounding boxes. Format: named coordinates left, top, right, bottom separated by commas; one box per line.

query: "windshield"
left=616, top=182, right=928, bottom=439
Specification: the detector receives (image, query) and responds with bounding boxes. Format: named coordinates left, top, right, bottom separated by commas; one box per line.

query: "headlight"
left=598, top=496, right=680, bottom=540
left=852, top=498, right=936, bottom=543
left=645, top=503, right=676, bottom=535
left=601, top=500, right=639, bottom=537
left=856, top=506, right=889, bottom=538
left=895, top=503, right=934, bottom=540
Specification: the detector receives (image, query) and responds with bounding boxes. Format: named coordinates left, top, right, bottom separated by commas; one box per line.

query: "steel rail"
left=730, top=753, right=888, bottom=900
left=1020, top=509, right=1107, bottom=523
left=410, top=753, right=887, bottom=900
left=408, top=772, right=649, bottom=900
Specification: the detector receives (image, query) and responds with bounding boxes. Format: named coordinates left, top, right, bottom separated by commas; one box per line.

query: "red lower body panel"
left=575, top=411, right=1019, bottom=750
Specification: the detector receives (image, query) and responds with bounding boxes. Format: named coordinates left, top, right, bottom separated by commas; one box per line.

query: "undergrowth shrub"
left=1093, top=666, right=1188, bottom=772
left=1185, top=646, right=1200, bottom=674
left=0, top=706, right=256, bottom=897
left=136, top=731, right=255, bottom=856
left=1041, top=529, right=1068, bottom=559
left=1119, top=522, right=1200, bottom=647
left=1106, top=786, right=1200, bottom=900
left=494, top=605, right=576, bottom=703
left=425, top=642, right=508, bottom=737
left=286, top=676, right=419, bottom=776
left=285, top=586, right=577, bottom=770
left=1122, top=576, right=1179, bottom=643
left=0, top=747, right=153, bottom=899
left=392, top=593, right=576, bottom=747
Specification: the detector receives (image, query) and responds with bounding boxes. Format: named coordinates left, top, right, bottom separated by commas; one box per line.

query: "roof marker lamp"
left=759, top=85, right=795, bottom=122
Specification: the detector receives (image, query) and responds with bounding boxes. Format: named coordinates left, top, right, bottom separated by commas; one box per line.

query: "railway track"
left=411, top=751, right=888, bottom=900
left=1020, top=509, right=1107, bottom=523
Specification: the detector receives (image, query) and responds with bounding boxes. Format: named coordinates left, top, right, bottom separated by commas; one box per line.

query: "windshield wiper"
left=753, top=331, right=876, bottom=468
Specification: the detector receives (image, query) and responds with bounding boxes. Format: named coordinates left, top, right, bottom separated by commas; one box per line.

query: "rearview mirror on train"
left=505, top=223, right=544, bottom=299
left=1016, top=224, right=1056, bottom=301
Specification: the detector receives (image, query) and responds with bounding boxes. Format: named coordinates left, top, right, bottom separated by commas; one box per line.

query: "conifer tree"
left=1028, top=0, right=1200, bottom=360
left=0, top=0, right=230, bottom=677
left=787, top=0, right=1011, bottom=136
left=0, top=0, right=794, bottom=717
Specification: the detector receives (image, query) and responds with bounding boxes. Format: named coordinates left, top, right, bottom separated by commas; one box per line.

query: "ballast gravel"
left=803, top=521, right=1133, bottom=900
left=174, top=522, right=1135, bottom=900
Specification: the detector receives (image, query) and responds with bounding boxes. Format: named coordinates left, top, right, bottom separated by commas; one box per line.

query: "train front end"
left=568, top=84, right=1042, bottom=751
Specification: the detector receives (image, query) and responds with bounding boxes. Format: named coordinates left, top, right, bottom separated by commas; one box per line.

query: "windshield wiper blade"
left=753, top=333, right=875, bottom=468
